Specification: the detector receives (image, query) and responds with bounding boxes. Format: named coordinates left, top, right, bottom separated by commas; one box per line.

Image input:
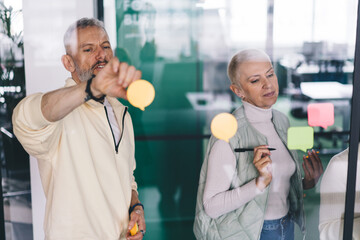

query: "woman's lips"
left=264, top=91, right=275, bottom=97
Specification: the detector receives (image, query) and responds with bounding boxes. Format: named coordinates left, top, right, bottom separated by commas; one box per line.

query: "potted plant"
left=0, top=2, right=23, bottom=63
left=0, top=2, right=25, bottom=120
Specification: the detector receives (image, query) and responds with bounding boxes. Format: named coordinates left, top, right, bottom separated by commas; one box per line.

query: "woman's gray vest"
left=193, top=106, right=305, bottom=240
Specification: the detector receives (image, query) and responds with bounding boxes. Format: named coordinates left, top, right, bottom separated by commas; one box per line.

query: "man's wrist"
left=129, top=202, right=144, bottom=214
left=84, top=76, right=105, bottom=102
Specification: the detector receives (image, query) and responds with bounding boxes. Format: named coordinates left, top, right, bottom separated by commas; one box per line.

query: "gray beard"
left=76, top=68, right=93, bottom=82
left=74, top=62, right=94, bottom=82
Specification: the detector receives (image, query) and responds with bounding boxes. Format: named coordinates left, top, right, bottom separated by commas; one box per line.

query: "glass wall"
left=114, top=0, right=358, bottom=239
left=0, top=0, right=358, bottom=239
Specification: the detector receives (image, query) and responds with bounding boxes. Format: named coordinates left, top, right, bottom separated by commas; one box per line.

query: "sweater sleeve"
left=319, top=154, right=348, bottom=240
left=12, top=93, right=62, bottom=161
left=203, top=140, right=263, bottom=219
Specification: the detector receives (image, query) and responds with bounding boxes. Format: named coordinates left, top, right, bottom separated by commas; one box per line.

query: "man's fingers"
left=128, top=211, right=140, bottom=230
left=118, top=62, right=129, bottom=85
left=127, top=211, right=145, bottom=240
left=127, top=219, right=136, bottom=231
left=138, top=216, right=146, bottom=231
left=130, top=232, right=143, bottom=240
left=126, top=232, right=142, bottom=240
left=110, top=57, right=120, bottom=73
left=98, top=60, right=142, bottom=100
left=123, top=65, right=137, bottom=88
left=135, top=70, right=142, bottom=81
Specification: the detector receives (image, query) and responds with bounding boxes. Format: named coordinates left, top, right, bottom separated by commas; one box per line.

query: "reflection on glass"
left=114, top=0, right=358, bottom=239
left=4, top=0, right=358, bottom=239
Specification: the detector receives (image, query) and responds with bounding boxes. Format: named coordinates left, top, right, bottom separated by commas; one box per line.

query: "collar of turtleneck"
left=242, top=101, right=273, bottom=123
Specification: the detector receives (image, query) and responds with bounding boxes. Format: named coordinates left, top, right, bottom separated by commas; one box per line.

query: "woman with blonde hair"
left=194, top=49, right=323, bottom=240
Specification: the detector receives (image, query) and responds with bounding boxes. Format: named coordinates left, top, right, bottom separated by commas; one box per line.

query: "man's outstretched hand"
left=91, top=57, right=142, bottom=100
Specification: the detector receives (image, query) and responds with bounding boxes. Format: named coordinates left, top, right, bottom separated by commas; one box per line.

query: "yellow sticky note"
left=130, top=222, right=138, bottom=236
left=210, top=113, right=238, bottom=143
left=127, top=80, right=155, bottom=111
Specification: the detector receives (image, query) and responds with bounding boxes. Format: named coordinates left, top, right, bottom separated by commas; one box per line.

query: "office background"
left=0, top=0, right=358, bottom=239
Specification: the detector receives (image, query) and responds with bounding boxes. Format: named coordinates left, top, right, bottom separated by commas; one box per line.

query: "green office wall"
left=114, top=1, right=356, bottom=239
left=115, top=1, right=204, bottom=238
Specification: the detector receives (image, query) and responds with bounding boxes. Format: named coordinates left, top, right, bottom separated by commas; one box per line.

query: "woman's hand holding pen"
left=253, top=145, right=273, bottom=191
left=302, top=149, right=324, bottom=190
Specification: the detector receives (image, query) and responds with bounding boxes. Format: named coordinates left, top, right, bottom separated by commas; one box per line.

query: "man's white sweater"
left=12, top=78, right=137, bottom=240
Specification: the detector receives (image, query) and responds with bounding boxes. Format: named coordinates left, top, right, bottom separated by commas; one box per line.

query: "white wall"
left=22, top=0, right=94, bottom=239
left=104, top=0, right=117, bottom=47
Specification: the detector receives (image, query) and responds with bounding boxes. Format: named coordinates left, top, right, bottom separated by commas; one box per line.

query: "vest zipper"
left=104, top=106, right=128, bottom=154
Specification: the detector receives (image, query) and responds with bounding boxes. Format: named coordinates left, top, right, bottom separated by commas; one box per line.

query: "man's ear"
left=61, top=54, right=76, bottom=73
left=230, top=84, right=244, bottom=99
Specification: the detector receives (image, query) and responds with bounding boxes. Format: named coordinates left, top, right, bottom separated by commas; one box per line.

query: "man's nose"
left=95, top=47, right=106, bottom=60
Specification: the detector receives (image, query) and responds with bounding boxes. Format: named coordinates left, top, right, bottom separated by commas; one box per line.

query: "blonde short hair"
left=227, top=49, right=271, bottom=85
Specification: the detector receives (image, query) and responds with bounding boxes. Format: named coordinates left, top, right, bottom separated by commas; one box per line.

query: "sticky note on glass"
left=287, top=126, right=314, bottom=152
left=127, top=80, right=155, bottom=111
left=307, top=103, right=334, bottom=130
left=210, top=113, right=238, bottom=143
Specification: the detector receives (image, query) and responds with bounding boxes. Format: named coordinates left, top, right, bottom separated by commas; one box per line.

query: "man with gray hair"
left=12, top=18, right=146, bottom=240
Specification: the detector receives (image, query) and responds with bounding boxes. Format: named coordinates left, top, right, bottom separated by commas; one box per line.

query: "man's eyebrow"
left=79, top=43, right=94, bottom=48
left=79, top=41, right=111, bottom=48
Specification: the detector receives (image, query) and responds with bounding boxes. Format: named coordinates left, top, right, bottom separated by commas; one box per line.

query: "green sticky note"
left=287, top=126, right=314, bottom=152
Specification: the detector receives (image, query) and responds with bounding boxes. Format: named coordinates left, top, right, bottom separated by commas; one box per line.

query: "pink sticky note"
left=307, top=103, right=334, bottom=129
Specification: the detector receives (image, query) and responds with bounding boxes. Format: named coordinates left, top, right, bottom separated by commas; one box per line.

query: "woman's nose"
left=261, top=76, right=272, bottom=88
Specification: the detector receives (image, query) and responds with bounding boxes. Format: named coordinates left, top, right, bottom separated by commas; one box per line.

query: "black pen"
left=234, top=148, right=276, bottom=152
